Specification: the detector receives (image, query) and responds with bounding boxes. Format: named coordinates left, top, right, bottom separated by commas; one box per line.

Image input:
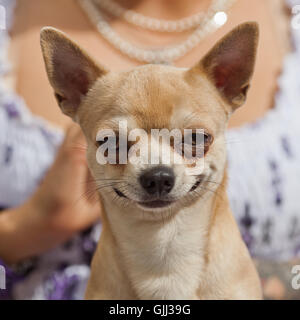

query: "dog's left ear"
left=40, top=27, right=108, bottom=120
left=188, top=22, right=259, bottom=112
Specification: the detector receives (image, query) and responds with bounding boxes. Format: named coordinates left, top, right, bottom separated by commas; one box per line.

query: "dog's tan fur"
left=40, top=22, right=262, bottom=300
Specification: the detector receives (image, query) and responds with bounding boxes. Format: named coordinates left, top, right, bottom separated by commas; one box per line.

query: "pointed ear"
left=40, top=27, right=108, bottom=120
left=189, top=22, right=259, bottom=112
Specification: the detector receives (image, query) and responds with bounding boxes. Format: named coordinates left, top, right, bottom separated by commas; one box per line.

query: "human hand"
left=31, top=123, right=101, bottom=234
left=0, top=123, right=101, bottom=263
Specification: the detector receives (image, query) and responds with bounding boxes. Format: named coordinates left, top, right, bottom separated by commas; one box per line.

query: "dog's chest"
left=120, top=215, right=207, bottom=299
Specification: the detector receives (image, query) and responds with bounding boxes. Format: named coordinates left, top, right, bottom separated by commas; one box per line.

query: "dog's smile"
left=113, top=174, right=206, bottom=210
left=113, top=186, right=175, bottom=209
left=190, top=175, right=204, bottom=192
left=138, top=200, right=174, bottom=209
left=113, top=188, right=127, bottom=198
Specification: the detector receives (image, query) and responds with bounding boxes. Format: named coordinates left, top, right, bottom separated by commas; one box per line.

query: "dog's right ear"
left=40, top=27, right=108, bottom=120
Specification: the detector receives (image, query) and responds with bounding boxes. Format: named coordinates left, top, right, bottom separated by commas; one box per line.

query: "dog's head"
left=41, top=23, right=258, bottom=218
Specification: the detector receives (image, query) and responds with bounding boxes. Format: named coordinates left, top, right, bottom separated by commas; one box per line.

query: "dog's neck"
left=99, top=172, right=228, bottom=299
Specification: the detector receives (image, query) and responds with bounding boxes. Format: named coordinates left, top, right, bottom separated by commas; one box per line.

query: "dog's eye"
left=96, top=136, right=119, bottom=150
left=96, top=135, right=132, bottom=164
left=96, top=136, right=108, bottom=148
left=184, top=132, right=212, bottom=146
left=179, top=131, right=213, bottom=158
left=191, top=132, right=212, bottom=146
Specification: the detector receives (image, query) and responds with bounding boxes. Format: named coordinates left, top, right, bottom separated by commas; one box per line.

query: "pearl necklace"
left=94, top=0, right=216, bottom=32
left=78, top=0, right=236, bottom=64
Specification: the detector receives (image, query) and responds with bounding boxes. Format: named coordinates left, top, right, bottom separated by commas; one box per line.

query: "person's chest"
left=9, top=0, right=290, bottom=129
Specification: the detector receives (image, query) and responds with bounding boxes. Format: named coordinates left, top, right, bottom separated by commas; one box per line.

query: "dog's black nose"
left=139, top=166, right=175, bottom=195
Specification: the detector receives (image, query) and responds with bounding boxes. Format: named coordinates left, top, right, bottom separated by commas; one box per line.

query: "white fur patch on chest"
left=112, top=208, right=209, bottom=300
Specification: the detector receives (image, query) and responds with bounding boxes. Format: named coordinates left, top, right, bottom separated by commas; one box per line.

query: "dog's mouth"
left=137, top=200, right=174, bottom=209
left=113, top=175, right=204, bottom=208
left=189, top=175, right=204, bottom=192
left=113, top=188, right=174, bottom=209
left=113, top=188, right=127, bottom=198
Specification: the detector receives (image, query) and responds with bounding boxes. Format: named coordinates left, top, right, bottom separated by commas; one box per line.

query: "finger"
left=65, top=123, right=85, bottom=143
left=61, top=123, right=87, bottom=155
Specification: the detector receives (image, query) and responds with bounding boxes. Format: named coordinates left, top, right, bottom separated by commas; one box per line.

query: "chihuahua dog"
left=40, top=22, right=262, bottom=299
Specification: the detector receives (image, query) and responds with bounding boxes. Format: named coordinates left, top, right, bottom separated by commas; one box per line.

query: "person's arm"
left=0, top=124, right=101, bottom=264
left=0, top=199, right=73, bottom=264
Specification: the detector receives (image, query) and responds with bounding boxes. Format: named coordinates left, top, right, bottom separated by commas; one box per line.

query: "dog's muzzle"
left=139, top=166, right=175, bottom=196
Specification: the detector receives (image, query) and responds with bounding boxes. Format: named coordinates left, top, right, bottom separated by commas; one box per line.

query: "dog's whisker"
left=76, top=181, right=129, bottom=206
left=195, top=185, right=225, bottom=201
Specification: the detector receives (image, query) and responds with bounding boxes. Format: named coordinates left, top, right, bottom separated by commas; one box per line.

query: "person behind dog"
left=0, top=0, right=300, bottom=299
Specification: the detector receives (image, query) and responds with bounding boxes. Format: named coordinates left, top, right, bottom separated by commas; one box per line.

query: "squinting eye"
left=96, top=136, right=120, bottom=150
left=188, top=132, right=212, bottom=146
left=203, top=133, right=213, bottom=146
left=180, top=131, right=213, bottom=158
left=96, top=136, right=108, bottom=148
